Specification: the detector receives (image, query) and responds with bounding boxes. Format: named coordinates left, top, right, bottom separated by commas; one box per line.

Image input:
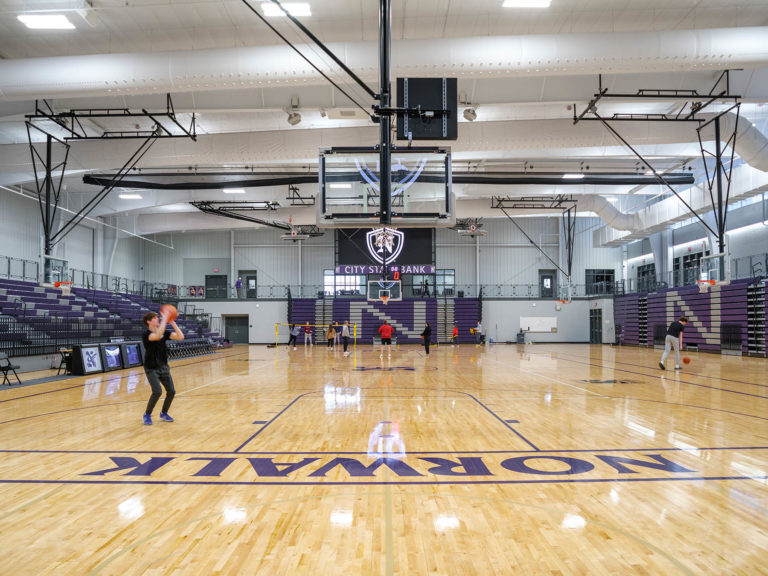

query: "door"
left=225, top=316, right=249, bottom=344
left=239, top=269, right=258, bottom=299
left=589, top=309, right=602, bottom=344
left=205, top=274, right=228, bottom=299
left=539, top=270, right=556, bottom=299
left=245, top=274, right=257, bottom=299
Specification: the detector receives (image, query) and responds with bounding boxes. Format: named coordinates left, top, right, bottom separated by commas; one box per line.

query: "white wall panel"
left=0, top=187, right=43, bottom=263
left=59, top=225, right=94, bottom=272
left=436, top=226, right=476, bottom=287
left=570, top=217, right=622, bottom=286
left=142, top=231, right=230, bottom=285
left=236, top=245, right=299, bottom=289
left=111, top=236, right=142, bottom=280
left=301, top=243, right=334, bottom=289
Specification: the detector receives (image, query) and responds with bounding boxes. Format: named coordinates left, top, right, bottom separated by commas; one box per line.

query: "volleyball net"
left=274, top=323, right=358, bottom=347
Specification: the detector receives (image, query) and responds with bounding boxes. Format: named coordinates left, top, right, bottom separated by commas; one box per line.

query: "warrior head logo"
left=366, top=227, right=404, bottom=264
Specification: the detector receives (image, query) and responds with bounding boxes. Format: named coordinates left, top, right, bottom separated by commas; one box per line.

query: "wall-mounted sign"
left=336, top=228, right=433, bottom=267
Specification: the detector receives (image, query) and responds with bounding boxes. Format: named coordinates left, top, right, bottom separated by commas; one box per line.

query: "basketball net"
left=380, top=295, right=389, bottom=306
left=697, top=279, right=715, bottom=293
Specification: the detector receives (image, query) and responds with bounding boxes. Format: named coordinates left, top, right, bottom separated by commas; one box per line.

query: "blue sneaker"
left=143, top=414, right=152, bottom=426
left=159, top=412, right=174, bottom=422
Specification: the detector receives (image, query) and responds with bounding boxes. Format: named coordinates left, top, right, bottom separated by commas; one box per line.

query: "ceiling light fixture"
left=502, top=0, right=551, bottom=7
left=463, top=108, right=477, bottom=122
left=562, top=173, right=585, bottom=179
left=17, top=14, right=75, bottom=29
left=329, top=183, right=352, bottom=189
left=287, top=111, right=302, bottom=126
left=118, top=193, right=142, bottom=200
left=262, top=2, right=311, bottom=17
left=223, top=188, right=245, bottom=194
left=286, top=95, right=302, bottom=126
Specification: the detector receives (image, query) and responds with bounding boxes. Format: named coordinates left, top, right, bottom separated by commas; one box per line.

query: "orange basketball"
left=683, top=356, right=691, bottom=364
left=160, top=304, right=178, bottom=322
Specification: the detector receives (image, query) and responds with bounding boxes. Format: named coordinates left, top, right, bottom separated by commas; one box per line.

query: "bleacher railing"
left=626, top=252, right=768, bottom=293
left=0, top=316, right=143, bottom=357
left=0, top=256, right=39, bottom=282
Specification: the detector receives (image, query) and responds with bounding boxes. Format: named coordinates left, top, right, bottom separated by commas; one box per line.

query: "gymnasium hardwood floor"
left=0, top=342, right=766, bottom=575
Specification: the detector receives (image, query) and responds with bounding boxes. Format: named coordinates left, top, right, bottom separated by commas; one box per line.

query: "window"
left=435, top=269, right=455, bottom=297
left=585, top=269, right=615, bottom=295
left=324, top=270, right=365, bottom=296
left=636, top=263, right=656, bottom=292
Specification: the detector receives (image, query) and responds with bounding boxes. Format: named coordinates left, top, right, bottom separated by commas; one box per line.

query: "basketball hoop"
left=55, top=281, right=73, bottom=296
left=697, top=279, right=715, bottom=293
left=380, top=295, right=389, bottom=306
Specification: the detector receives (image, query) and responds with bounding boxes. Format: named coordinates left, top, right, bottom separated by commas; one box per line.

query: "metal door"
left=225, top=316, right=249, bottom=344
left=589, top=308, right=602, bottom=344
left=539, top=270, right=556, bottom=298
left=205, top=274, right=229, bottom=299
left=245, top=274, right=257, bottom=299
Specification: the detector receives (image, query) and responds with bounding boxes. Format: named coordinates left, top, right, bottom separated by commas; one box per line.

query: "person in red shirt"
left=378, top=320, right=394, bottom=358
left=451, top=323, right=459, bottom=346
left=303, top=321, right=313, bottom=346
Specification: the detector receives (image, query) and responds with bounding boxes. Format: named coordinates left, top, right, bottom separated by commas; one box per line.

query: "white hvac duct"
left=717, top=112, right=768, bottom=172
left=571, top=195, right=641, bottom=232
left=1, top=27, right=767, bottom=101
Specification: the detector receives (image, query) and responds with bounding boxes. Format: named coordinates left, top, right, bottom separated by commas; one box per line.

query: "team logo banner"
left=366, top=228, right=405, bottom=264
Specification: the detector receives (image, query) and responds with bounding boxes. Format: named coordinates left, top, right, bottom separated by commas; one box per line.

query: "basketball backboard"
left=318, top=147, right=455, bottom=228
left=699, top=251, right=731, bottom=284
left=367, top=280, right=402, bottom=303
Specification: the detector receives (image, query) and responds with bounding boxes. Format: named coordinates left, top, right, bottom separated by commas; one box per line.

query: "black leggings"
left=288, top=334, right=297, bottom=347
left=144, top=365, right=176, bottom=414
left=343, top=336, right=349, bottom=352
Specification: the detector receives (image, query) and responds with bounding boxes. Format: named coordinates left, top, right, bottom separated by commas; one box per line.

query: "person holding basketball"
left=378, top=320, right=394, bottom=359
left=659, top=316, right=688, bottom=371
left=141, top=308, right=184, bottom=425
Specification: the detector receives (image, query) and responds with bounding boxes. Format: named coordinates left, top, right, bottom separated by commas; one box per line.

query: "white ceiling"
left=0, top=0, right=767, bottom=238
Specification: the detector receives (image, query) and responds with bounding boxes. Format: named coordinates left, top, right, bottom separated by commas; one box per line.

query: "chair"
left=57, top=348, right=72, bottom=375
left=0, top=352, right=21, bottom=385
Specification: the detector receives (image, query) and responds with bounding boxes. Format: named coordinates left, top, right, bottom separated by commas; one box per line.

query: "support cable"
left=264, top=0, right=376, bottom=100
left=591, top=111, right=718, bottom=238
left=240, top=0, right=373, bottom=118
left=50, top=129, right=162, bottom=246
left=499, top=206, right=569, bottom=278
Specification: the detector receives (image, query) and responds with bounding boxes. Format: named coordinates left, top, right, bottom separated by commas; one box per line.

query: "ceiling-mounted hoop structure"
left=318, top=146, right=454, bottom=228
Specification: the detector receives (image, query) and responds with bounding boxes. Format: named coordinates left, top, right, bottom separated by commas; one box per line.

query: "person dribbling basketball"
left=141, top=309, right=184, bottom=425
left=659, top=316, right=688, bottom=371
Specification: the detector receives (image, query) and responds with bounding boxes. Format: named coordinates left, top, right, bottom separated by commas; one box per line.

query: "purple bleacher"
left=453, top=298, right=480, bottom=344
left=617, top=278, right=761, bottom=354
left=290, top=297, right=479, bottom=344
